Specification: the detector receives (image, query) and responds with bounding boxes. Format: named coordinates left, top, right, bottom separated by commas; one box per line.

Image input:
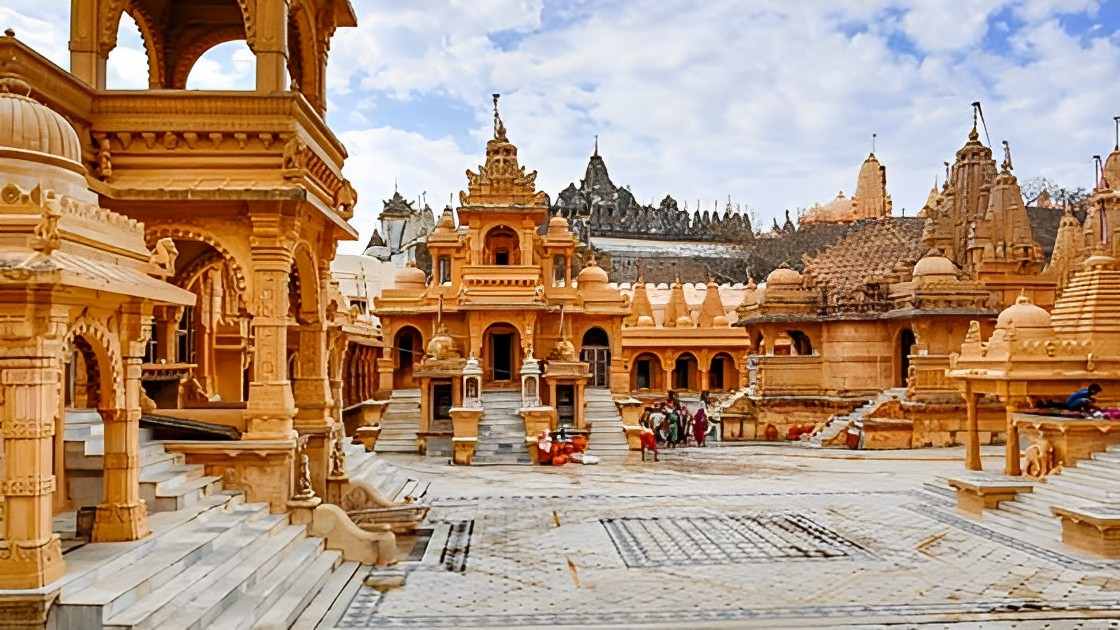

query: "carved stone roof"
left=0, top=77, right=81, bottom=165
left=803, top=217, right=927, bottom=301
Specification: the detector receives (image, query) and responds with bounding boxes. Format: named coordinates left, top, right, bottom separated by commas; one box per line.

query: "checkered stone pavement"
left=333, top=447, right=1120, bottom=628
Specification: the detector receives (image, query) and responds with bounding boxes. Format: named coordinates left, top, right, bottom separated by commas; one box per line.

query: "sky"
left=4, top=0, right=1120, bottom=254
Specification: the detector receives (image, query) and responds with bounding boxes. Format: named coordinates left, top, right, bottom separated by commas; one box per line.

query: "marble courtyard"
left=335, top=447, right=1120, bottom=629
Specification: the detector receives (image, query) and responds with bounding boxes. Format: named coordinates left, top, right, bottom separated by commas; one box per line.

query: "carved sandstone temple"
left=372, top=98, right=631, bottom=464
left=0, top=6, right=425, bottom=626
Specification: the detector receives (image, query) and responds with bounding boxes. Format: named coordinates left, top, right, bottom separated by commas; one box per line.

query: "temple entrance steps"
left=474, top=391, right=531, bottom=465
left=51, top=488, right=362, bottom=630
left=375, top=389, right=421, bottom=454
left=928, top=446, right=1120, bottom=549
left=345, top=440, right=432, bottom=503
left=64, top=410, right=225, bottom=514
left=802, top=388, right=907, bottom=448
left=585, top=388, right=629, bottom=463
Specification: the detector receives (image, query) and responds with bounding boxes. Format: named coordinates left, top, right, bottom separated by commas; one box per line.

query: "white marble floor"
left=333, top=445, right=1120, bottom=629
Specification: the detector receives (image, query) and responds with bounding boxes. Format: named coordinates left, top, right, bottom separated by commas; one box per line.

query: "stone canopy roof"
left=804, top=217, right=928, bottom=302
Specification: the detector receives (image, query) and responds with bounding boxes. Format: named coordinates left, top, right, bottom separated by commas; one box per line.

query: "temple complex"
left=371, top=97, right=630, bottom=463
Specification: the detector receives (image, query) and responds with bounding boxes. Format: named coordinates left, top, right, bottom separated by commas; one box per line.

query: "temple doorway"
left=897, top=328, right=916, bottom=388
left=631, top=352, right=662, bottom=391
left=709, top=352, right=738, bottom=391
left=673, top=352, right=698, bottom=391
left=393, top=327, right=422, bottom=390
left=580, top=327, right=611, bottom=388
left=483, top=323, right=520, bottom=384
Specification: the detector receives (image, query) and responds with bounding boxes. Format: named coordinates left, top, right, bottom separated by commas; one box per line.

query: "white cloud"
left=5, top=1, right=1119, bottom=237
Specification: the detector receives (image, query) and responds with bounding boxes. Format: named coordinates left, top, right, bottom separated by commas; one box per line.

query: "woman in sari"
left=693, top=403, right=709, bottom=447
left=667, top=406, right=680, bottom=447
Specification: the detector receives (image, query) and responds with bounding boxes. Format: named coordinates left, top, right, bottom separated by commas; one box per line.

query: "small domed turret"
left=393, top=263, right=427, bottom=290
left=995, top=293, right=1051, bottom=334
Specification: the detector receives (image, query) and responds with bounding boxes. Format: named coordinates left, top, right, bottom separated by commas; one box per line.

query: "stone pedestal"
left=519, top=406, right=555, bottom=464
left=452, top=437, right=477, bottom=466
left=353, top=425, right=382, bottom=452
left=288, top=496, right=323, bottom=526
left=450, top=407, right=483, bottom=465
left=948, top=475, right=1033, bottom=516
left=615, top=397, right=645, bottom=451
left=1052, top=505, right=1120, bottom=557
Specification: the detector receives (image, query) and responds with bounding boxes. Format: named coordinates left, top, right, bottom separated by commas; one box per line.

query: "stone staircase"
left=374, top=389, right=421, bottom=454
left=65, top=409, right=225, bottom=513
left=53, top=411, right=369, bottom=629
left=51, top=490, right=363, bottom=630
left=474, top=390, right=531, bottom=465
left=585, top=388, right=630, bottom=464
left=924, top=444, right=1120, bottom=548
left=802, top=387, right=906, bottom=448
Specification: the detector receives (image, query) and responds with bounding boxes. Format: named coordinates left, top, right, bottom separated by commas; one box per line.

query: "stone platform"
left=337, top=446, right=1120, bottom=628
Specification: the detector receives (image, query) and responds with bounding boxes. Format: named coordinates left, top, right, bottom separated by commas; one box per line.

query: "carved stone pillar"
left=965, top=385, right=982, bottom=471
left=254, top=0, right=291, bottom=94
left=294, top=322, right=334, bottom=498
left=245, top=222, right=296, bottom=440
left=68, top=0, right=108, bottom=89
left=93, top=305, right=150, bottom=542
left=0, top=311, right=65, bottom=589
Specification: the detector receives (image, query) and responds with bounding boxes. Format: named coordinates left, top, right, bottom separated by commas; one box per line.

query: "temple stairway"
left=585, top=388, right=630, bottom=463
left=923, top=444, right=1120, bottom=548
left=802, top=388, right=906, bottom=448
left=374, top=388, right=421, bottom=454
left=474, top=391, right=531, bottom=465
left=48, top=412, right=438, bottom=629
left=53, top=414, right=372, bottom=629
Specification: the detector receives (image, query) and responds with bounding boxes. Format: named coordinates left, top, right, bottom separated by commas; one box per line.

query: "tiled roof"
left=803, top=217, right=927, bottom=299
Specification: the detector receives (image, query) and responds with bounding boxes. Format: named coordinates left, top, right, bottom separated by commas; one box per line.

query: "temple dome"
left=766, top=266, right=802, bottom=286
left=1104, top=148, right=1120, bottom=189
left=577, top=259, right=608, bottom=286
left=912, top=251, right=957, bottom=278
left=393, top=264, right=427, bottom=289
left=0, top=77, right=81, bottom=165
left=995, top=294, right=1051, bottom=331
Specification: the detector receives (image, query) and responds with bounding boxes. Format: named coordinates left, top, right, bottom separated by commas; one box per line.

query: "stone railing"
left=906, top=354, right=958, bottom=400
left=754, top=355, right=824, bottom=397
left=461, top=265, right=542, bottom=290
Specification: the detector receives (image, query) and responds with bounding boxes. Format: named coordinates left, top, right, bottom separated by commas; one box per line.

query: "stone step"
left=143, top=526, right=312, bottom=630
left=57, top=492, right=247, bottom=596
left=249, top=550, right=343, bottom=630
left=99, top=513, right=291, bottom=630
left=1039, top=475, right=1119, bottom=502
left=58, top=501, right=272, bottom=627
left=288, top=561, right=362, bottom=630
left=206, top=537, right=327, bottom=630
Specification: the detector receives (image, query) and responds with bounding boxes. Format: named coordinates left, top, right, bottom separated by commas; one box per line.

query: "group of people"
left=637, top=391, right=713, bottom=462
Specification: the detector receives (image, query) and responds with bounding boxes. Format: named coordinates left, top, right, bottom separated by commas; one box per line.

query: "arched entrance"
left=788, top=330, right=813, bottom=356
left=483, top=323, right=521, bottom=384
left=393, top=327, right=423, bottom=390
left=630, top=352, right=663, bottom=392
left=708, top=352, right=739, bottom=392
left=580, top=327, right=611, bottom=388
left=484, top=225, right=520, bottom=265
left=897, top=328, right=916, bottom=388
left=673, top=352, right=699, bottom=391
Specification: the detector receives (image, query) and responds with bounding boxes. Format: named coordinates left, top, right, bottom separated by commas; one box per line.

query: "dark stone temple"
left=551, top=148, right=865, bottom=284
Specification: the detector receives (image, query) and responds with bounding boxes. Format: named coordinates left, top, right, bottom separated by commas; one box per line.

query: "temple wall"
left=863, top=399, right=1007, bottom=449
left=820, top=321, right=896, bottom=394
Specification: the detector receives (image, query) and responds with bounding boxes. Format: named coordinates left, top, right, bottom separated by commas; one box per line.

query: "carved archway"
left=290, top=240, right=322, bottom=324
left=672, top=351, right=699, bottom=392
left=61, top=316, right=125, bottom=411
left=169, top=27, right=251, bottom=89
left=630, top=351, right=663, bottom=392
left=144, top=224, right=250, bottom=303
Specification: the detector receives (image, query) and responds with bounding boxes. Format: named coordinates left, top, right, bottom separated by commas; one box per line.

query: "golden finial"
left=1001, top=140, right=1013, bottom=172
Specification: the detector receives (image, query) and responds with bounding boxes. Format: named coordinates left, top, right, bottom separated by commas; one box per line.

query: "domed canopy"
left=0, top=77, right=81, bottom=165
left=995, top=293, right=1051, bottom=332
left=393, top=264, right=427, bottom=289
left=577, top=258, right=608, bottom=286
left=766, top=266, right=802, bottom=286
left=912, top=250, right=957, bottom=278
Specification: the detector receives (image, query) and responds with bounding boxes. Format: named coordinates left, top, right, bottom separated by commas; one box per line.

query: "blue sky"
left=4, top=1, right=1120, bottom=253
